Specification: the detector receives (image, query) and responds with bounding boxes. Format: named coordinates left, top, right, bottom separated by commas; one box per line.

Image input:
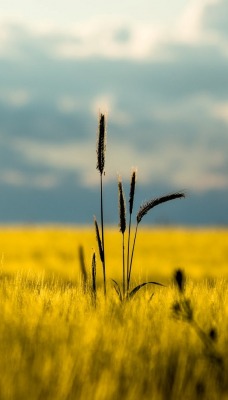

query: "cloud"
left=0, top=89, right=30, bottom=107
left=0, top=2, right=227, bottom=63
left=203, top=0, right=228, bottom=37
left=11, top=134, right=228, bottom=192
left=56, top=96, right=81, bottom=113
left=213, top=101, right=228, bottom=123
left=12, top=139, right=97, bottom=186
left=0, top=1, right=228, bottom=197
left=91, top=94, right=132, bottom=125
left=0, top=18, right=166, bottom=61
left=0, top=169, right=58, bottom=189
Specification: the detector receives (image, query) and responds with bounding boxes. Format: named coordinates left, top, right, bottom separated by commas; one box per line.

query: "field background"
left=0, top=226, right=228, bottom=400
left=1, top=226, right=227, bottom=283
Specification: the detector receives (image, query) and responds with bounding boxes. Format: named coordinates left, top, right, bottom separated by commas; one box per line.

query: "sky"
left=0, top=0, right=228, bottom=225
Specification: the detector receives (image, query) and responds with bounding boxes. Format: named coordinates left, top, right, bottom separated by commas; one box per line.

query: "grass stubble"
left=0, top=113, right=227, bottom=400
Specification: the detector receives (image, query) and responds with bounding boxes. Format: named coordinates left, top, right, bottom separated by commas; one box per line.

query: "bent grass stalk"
left=128, top=192, right=186, bottom=290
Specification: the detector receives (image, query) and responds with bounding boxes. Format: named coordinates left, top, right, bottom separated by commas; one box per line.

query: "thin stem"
left=100, top=173, right=106, bottom=296
left=127, top=223, right=139, bottom=291
left=126, top=212, right=132, bottom=294
left=92, top=252, right=97, bottom=306
left=122, top=232, right=125, bottom=298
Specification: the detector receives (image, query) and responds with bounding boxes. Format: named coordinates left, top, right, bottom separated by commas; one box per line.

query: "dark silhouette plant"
left=172, top=269, right=224, bottom=368
left=94, top=113, right=185, bottom=300
left=96, top=113, right=107, bottom=297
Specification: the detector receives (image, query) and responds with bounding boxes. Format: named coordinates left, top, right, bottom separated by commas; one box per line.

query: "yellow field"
left=1, top=226, right=228, bottom=282
left=0, top=226, right=228, bottom=399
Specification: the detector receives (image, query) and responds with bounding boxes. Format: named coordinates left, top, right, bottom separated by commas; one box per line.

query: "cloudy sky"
left=0, top=0, right=228, bottom=224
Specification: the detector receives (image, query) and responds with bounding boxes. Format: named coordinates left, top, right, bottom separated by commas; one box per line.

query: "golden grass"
left=0, top=226, right=228, bottom=399
left=0, top=226, right=227, bottom=282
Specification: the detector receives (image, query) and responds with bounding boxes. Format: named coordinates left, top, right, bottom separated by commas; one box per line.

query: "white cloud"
left=0, top=89, right=31, bottom=107
left=50, top=20, right=165, bottom=61
left=0, top=1, right=187, bottom=30
left=0, top=17, right=165, bottom=61
left=0, top=1, right=226, bottom=61
left=0, top=169, right=59, bottom=189
left=12, top=139, right=97, bottom=186
left=213, top=101, right=228, bottom=123
left=91, top=94, right=132, bottom=125
left=11, top=136, right=228, bottom=192
left=0, top=170, right=27, bottom=186
left=150, top=94, right=214, bottom=122
left=174, top=0, right=228, bottom=57
left=174, top=0, right=218, bottom=44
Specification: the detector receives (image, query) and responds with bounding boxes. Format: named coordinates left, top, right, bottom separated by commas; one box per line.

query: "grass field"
left=0, top=226, right=228, bottom=399
left=1, top=226, right=227, bottom=281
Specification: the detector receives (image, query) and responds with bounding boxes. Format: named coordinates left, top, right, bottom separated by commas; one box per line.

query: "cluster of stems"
left=94, top=112, right=185, bottom=300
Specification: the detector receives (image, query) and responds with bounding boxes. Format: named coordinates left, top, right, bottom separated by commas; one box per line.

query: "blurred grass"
left=0, top=274, right=227, bottom=400
left=0, top=226, right=227, bottom=284
left=0, top=226, right=227, bottom=399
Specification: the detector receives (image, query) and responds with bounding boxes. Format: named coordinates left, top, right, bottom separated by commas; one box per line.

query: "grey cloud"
left=0, top=17, right=228, bottom=202
left=202, top=0, right=228, bottom=37
left=0, top=22, right=83, bottom=61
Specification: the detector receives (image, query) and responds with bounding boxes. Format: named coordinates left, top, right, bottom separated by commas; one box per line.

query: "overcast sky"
left=0, top=0, right=189, bottom=25
left=0, top=0, right=227, bottom=224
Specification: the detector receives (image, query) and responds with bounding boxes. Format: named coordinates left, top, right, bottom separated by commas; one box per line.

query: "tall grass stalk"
left=94, top=113, right=185, bottom=300
left=96, top=112, right=106, bottom=296
left=128, top=192, right=185, bottom=289
left=94, top=217, right=104, bottom=263
left=118, top=176, right=126, bottom=298
left=78, top=245, right=87, bottom=293
left=91, top=252, right=96, bottom=305
left=127, top=169, right=136, bottom=294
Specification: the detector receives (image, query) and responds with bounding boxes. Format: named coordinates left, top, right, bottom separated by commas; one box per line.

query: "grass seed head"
left=96, top=112, right=106, bottom=175
left=118, top=176, right=126, bottom=234
left=129, top=168, right=137, bottom=215
left=174, top=268, right=185, bottom=293
left=137, top=192, right=185, bottom=224
left=209, top=328, right=218, bottom=342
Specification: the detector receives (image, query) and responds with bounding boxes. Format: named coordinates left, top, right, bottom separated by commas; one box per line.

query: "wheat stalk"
left=137, top=192, right=185, bottom=224
left=127, top=168, right=137, bottom=293
left=94, top=216, right=104, bottom=262
left=118, top=176, right=126, bottom=297
left=96, top=113, right=106, bottom=175
left=128, top=191, right=185, bottom=289
left=96, top=112, right=107, bottom=296
left=91, top=252, right=96, bottom=305
left=78, top=245, right=87, bottom=293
